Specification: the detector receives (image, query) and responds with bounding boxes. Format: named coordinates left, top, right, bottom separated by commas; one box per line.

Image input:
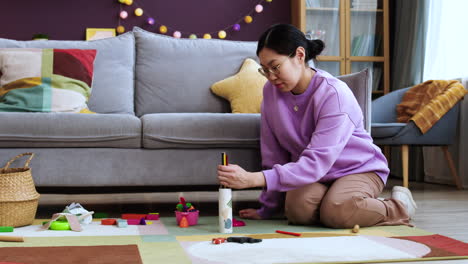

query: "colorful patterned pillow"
left=0, top=48, right=97, bottom=113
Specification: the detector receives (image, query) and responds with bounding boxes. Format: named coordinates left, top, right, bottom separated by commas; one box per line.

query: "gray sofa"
left=0, top=27, right=371, bottom=189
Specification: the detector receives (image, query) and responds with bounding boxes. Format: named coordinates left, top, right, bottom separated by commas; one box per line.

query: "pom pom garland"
left=134, top=8, right=143, bottom=16
left=116, top=25, right=125, bottom=34
left=218, top=30, right=227, bottom=39
left=116, top=0, right=272, bottom=38
left=120, top=11, right=128, bottom=19
left=173, top=31, right=182, bottom=38
left=255, top=5, right=263, bottom=13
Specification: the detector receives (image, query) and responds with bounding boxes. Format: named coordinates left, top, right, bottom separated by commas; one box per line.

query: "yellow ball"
left=118, top=0, right=125, bottom=3
left=244, top=15, right=253, bottom=24
left=266, top=0, right=272, bottom=2
left=124, top=0, right=133, bottom=5
left=116, top=25, right=125, bottom=34
left=134, top=8, right=143, bottom=16
left=189, top=34, right=197, bottom=39
left=203, top=33, right=212, bottom=39
left=159, top=25, right=168, bottom=34
left=218, top=30, right=226, bottom=39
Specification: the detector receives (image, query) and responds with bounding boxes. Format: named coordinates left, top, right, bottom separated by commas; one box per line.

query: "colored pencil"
left=0, top=235, right=24, bottom=242
left=275, top=230, right=302, bottom=236
left=221, top=152, right=228, bottom=188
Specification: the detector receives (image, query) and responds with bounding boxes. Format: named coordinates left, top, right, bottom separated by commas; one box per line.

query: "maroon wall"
left=0, top=0, right=290, bottom=41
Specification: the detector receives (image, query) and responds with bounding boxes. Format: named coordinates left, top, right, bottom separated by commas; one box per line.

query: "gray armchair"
left=371, top=87, right=464, bottom=189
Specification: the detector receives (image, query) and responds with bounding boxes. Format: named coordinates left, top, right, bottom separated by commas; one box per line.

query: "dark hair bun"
left=256, top=24, right=326, bottom=64
left=306, top=39, right=325, bottom=61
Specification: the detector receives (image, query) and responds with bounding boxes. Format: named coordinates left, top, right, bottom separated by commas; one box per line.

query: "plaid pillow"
left=0, top=48, right=97, bottom=113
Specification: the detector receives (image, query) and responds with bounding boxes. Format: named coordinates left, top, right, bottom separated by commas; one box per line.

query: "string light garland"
left=116, top=0, right=272, bottom=39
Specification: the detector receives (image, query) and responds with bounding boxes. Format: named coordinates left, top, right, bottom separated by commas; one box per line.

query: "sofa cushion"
left=0, top=48, right=96, bottom=113
left=141, top=113, right=260, bottom=149
left=0, top=32, right=135, bottom=115
left=210, top=58, right=267, bottom=113
left=371, top=123, right=406, bottom=138
left=0, top=112, right=141, bottom=148
left=336, top=69, right=372, bottom=132
left=133, top=27, right=258, bottom=116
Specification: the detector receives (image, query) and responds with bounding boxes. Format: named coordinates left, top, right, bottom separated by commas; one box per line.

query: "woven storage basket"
left=0, top=153, right=40, bottom=227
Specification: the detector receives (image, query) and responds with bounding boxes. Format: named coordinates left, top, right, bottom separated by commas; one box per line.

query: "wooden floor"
left=37, top=179, right=468, bottom=264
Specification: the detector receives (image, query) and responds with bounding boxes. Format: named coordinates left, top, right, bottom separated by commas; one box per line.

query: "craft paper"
left=219, top=188, right=233, bottom=233
left=187, top=236, right=431, bottom=264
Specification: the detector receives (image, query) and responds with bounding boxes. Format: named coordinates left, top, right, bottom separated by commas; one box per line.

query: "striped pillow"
left=0, top=48, right=97, bottom=113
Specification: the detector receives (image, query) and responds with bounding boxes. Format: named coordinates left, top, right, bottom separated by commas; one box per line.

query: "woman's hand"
left=217, top=164, right=265, bottom=189
left=239, top=208, right=262, bottom=220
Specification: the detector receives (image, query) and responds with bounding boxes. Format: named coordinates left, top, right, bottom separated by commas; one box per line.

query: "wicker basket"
left=0, top=153, right=40, bottom=227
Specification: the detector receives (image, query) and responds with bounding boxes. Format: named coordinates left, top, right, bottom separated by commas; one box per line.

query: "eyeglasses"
left=258, top=53, right=294, bottom=77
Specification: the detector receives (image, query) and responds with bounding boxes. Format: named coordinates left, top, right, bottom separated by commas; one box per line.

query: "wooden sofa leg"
left=441, top=146, right=464, bottom=190
left=401, top=145, right=409, bottom=188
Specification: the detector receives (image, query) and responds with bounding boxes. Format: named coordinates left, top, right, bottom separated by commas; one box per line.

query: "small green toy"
left=0, top=226, right=14, bottom=232
left=50, top=220, right=71, bottom=230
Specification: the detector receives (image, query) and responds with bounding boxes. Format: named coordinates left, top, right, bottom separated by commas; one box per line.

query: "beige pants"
left=284, top=172, right=411, bottom=228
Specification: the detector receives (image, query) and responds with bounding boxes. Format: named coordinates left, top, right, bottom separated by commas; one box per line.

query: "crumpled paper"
left=63, top=202, right=94, bottom=225
left=40, top=203, right=94, bottom=232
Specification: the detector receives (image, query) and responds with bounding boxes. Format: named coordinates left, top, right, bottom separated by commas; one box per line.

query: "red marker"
left=276, top=230, right=301, bottom=237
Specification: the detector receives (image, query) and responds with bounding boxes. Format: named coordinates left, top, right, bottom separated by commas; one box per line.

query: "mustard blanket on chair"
left=396, top=80, right=468, bottom=134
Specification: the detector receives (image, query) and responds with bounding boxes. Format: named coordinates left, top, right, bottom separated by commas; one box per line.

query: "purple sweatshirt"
left=257, top=69, right=389, bottom=219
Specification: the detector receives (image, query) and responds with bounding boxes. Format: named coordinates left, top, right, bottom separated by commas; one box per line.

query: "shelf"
left=306, top=7, right=340, bottom=11
left=316, top=55, right=343, bottom=61
left=350, top=8, right=383, bottom=12
left=349, top=56, right=385, bottom=62
left=307, top=8, right=383, bottom=12
left=292, top=0, right=390, bottom=96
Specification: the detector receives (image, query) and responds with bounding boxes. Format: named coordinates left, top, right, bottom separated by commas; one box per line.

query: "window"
left=423, top=0, right=468, bottom=80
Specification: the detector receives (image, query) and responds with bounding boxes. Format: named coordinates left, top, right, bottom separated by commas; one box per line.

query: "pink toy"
left=127, top=219, right=140, bottom=225
left=233, top=218, right=245, bottom=227
left=146, top=213, right=160, bottom=220
left=175, top=210, right=199, bottom=226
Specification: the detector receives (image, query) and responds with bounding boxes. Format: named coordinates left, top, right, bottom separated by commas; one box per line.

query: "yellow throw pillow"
left=211, top=58, right=267, bottom=113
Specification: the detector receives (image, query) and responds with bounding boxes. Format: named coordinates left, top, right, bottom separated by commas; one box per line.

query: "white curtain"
left=423, top=0, right=468, bottom=81
left=422, top=0, right=468, bottom=188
